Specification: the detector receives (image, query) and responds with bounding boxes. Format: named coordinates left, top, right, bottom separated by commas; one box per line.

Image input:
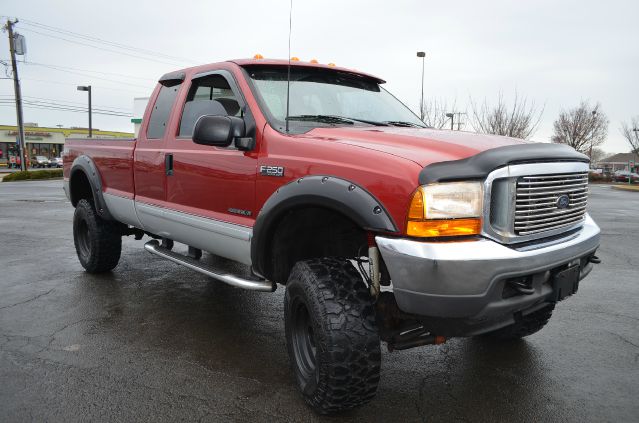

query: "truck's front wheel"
left=73, top=199, right=122, bottom=273
left=284, top=258, right=381, bottom=414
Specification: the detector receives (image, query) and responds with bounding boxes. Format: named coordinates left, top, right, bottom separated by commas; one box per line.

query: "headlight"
left=406, top=182, right=483, bottom=237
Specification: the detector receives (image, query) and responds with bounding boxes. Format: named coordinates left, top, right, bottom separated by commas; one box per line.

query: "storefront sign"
left=6, top=131, right=51, bottom=137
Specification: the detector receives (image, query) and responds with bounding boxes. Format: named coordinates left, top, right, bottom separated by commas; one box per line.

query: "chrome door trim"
left=135, top=201, right=253, bottom=265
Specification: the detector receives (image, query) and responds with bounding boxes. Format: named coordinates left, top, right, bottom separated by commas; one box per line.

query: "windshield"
left=245, top=66, right=425, bottom=132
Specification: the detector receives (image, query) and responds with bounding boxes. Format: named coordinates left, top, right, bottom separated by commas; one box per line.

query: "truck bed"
left=63, top=138, right=137, bottom=198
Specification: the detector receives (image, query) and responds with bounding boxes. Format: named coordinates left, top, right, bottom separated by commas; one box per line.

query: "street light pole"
left=416, top=51, right=425, bottom=121
left=589, top=110, right=597, bottom=166
left=446, top=113, right=454, bottom=130
left=77, top=85, right=92, bottom=137
left=633, top=128, right=639, bottom=167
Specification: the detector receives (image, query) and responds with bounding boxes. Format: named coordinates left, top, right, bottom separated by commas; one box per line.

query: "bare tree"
left=469, top=92, right=543, bottom=139
left=421, top=98, right=460, bottom=129
left=620, top=116, right=639, bottom=155
left=589, top=148, right=607, bottom=167
left=551, top=101, right=608, bottom=156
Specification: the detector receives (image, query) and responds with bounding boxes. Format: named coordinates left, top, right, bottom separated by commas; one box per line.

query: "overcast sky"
left=1, top=0, right=638, bottom=153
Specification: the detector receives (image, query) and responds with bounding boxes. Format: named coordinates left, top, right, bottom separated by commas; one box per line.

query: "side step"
left=144, top=240, right=276, bottom=292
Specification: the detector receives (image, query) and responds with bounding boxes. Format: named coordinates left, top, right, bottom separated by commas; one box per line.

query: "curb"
left=611, top=185, right=639, bottom=192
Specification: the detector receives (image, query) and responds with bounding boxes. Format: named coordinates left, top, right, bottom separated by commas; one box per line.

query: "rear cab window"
left=146, top=76, right=184, bottom=139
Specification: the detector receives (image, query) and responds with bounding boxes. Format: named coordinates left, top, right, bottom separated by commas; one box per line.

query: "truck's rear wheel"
left=284, top=258, right=381, bottom=414
left=73, top=199, right=122, bottom=273
left=481, top=304, right=555, bottom=340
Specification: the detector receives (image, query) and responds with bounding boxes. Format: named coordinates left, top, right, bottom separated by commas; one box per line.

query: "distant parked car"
left=612, top=170, right=639, bottom=183
left=31, top=156, right=50, bottom=168
left=50, top=157, right=63, bottom=168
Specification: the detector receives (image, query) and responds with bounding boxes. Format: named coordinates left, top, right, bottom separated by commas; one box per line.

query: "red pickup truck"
left=63, top=58, right=600, bottom=414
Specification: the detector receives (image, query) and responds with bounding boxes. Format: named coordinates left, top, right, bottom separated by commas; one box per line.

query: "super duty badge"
left=260, top=165, right=284, bottom=177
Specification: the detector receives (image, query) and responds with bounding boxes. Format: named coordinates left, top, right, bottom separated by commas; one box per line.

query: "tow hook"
left=388, top=331, right=446, bottom=352
left=589, top=255, right=601, bottom=264
left=387, top=323, right=446, bottom=351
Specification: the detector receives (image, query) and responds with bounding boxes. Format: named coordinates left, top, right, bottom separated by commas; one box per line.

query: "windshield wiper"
left=286, top=115, right=389, bottom=126
left=383, top=121, right=426, bottom=128
left=286, top=115, right=354, bottom=125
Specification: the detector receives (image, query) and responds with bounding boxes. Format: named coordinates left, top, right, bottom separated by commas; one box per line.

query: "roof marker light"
left=327, top=62, right=336, bottom=67
left=310, top=58, right=318, bottom=63
left=253, top=54, right=264, bottom=59
left=291, top=56, right=300, bottom=61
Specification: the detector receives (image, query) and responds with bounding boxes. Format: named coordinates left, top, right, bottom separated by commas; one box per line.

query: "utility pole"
left=5, top=19, right=27, bottom=171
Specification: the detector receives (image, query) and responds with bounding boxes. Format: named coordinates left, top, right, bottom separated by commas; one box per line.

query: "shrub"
left=588, top=173, right=611, bottom=183
left=2, top=169, right=63, bottom=182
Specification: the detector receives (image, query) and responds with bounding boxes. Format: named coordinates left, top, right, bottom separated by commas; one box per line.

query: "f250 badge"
left=260, top=165, right=284, bottom=177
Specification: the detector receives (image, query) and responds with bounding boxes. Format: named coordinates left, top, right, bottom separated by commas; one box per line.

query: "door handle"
left=165, top=153, right=173, bottom=176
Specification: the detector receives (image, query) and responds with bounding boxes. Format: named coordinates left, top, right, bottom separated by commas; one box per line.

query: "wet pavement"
left=0, top=180, right=637, bottom=422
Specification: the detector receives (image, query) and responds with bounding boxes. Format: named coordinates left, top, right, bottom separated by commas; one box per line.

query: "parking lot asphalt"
left=0, top=180, right=637, bottom=422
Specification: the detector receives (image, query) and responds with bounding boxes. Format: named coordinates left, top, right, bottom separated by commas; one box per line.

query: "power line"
left=19, top=27, right=189, bottom=67
left=20, top=60, right=154, bottom=81
left=11, top=100, right=128, bottom=115
left=0, top=101, right=132, bottom=117
left=18, top=77, right=149, bottom=96
left=0, top=94, right=131, bottom=112
left=20, top=98, right=131, bottom=115
left=19, top=18, right=197, bottom=64
left=18, top=60, right=153, bottom=89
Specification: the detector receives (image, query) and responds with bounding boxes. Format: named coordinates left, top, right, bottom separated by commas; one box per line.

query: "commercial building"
left=598, top=152, right=639, bottom=173
left=0, top=123, right=133, bottom=167
left=132, top=97, right=149, bottom=136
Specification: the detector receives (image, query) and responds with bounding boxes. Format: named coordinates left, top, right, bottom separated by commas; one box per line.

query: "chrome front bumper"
left=376, top=214, right=600, bottom=324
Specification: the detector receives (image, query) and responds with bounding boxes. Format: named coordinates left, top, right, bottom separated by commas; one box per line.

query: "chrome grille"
left=514, top=172, right=588, bottom=235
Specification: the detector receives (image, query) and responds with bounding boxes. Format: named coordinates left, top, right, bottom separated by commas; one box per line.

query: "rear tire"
left=284, top=258, right=381, bottom=414
left=482, top=304, right=555, bottom=340
left=73, top=199, right=122, bottom=273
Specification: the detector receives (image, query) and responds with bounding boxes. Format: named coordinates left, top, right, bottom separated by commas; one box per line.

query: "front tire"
left=73, top=199, right=122, bottom=273
left=284, top=258, right=381, bottom=414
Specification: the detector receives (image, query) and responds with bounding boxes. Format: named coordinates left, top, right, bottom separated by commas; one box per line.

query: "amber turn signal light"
left=406, top=218, right=482, bottom=237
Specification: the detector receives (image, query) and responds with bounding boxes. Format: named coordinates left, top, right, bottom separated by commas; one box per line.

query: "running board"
left=144, top=240, right=276, bottom=292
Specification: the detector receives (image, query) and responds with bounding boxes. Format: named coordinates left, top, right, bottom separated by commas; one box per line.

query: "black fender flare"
left=69, top=155, right=113, bottom=220
left=250, top=175, right=397, bottom=277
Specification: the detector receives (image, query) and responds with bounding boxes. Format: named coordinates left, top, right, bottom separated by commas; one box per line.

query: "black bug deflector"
left=419, top=143, right=589, bottom=185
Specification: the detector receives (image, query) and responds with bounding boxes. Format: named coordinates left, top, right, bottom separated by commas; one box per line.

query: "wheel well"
left=69, top=170, right=93, bottom=207
left=266, top=207, right=367, bottom=284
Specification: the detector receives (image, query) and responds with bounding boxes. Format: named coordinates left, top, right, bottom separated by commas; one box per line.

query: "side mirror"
left=193, top=115, right=245, bottom=147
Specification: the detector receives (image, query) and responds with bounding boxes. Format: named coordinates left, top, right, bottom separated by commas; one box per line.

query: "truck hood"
left=303, top=126, right=529, bottom=167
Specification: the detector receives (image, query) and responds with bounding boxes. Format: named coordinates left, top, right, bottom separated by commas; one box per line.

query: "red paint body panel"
left=255, top=124, right=422, bottom=232
left=63, top=139, right=136, bottom=199
left=63, top=60, right=530, bottom=235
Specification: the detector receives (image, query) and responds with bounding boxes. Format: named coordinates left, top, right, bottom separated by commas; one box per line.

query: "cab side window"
left=179, top=74, right=242, bottom=137
left=146, top=81, right=182, bottom=139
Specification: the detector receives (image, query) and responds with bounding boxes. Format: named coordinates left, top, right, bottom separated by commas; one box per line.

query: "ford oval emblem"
left=556, top=195, right=570, bottom=209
